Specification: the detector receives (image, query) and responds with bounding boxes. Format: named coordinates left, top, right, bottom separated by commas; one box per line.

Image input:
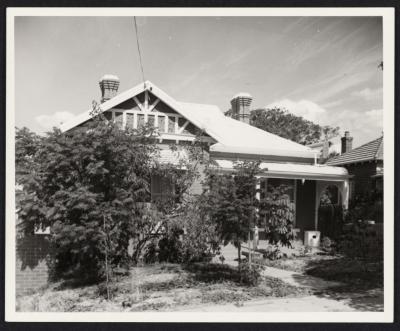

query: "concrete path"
left=261, top=266, right=343, bottom=290
left=211, top=244, right=382, bottom=312
left=217, top=244, right=343, bottom=290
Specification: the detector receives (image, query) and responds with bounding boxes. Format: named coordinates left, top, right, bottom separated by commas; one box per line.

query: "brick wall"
left=16, top=235, right=52, bottom=295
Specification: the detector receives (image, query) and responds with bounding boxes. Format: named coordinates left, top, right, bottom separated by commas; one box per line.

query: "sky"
left=15, top=16, right=383, bottom=149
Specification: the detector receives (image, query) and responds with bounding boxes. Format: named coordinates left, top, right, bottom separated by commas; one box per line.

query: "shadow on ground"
left=301, top=257, right=384, bottom=312
left=183, top=263, right=240, bottom=283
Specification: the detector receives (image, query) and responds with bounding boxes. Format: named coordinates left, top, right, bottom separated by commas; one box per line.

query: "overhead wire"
left=133, top=17, right=146, bottom=88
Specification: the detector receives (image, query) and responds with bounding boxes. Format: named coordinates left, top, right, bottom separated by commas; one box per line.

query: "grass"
left=16, top=262, right=311, bottom=312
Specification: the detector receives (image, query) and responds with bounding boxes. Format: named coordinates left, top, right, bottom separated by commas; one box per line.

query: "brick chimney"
left=99, top=74, right=120, bottom=103
left=230, top=93, right=253, bottom=124
left=341, top=131, right=353, bottom=154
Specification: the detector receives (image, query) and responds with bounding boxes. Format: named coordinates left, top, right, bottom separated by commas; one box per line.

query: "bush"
left=145, top=196, right=220, bottom=264
left=337, top=220, right=383, bottom=262
left=263, top=245, right=285, bottom=260
left=239, top=262, right=264, bottom=286
left=259, top=184, right=295, bottom=247
left=320, top=236, right=336, bottom=255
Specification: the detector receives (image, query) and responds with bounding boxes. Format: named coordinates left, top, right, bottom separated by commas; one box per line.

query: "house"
left=326, top=132, right=383, bottom=200
left=326, top=132, right=383, bottom=223
left=60, top=75, right=351, bottom=240
left=16, top=75, right=353, bottom=295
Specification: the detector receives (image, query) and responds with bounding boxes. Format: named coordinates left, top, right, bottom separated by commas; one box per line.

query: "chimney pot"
left=99, top=74, right=120, bottom=103
left=230, top=93, right=253, bottom=124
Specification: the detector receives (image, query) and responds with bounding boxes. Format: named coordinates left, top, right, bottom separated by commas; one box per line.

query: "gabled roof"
left=60, top=80, right=317, bottom=159
left=326, top=136, right=383, bottom=166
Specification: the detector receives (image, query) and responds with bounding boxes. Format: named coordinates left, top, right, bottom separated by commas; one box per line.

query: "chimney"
left=99, top=74, right=120, bottom=103
left=230, top=93, right=253, bottom=124
left=321, top=139, right=329, bottom=159
left=341, top=131, right=353, bottom=154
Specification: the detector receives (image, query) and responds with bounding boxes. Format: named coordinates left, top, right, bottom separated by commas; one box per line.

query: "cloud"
left=351, top=87, right=382, bottom=101
left=365, top=108, right=383, bottom=128
left=330, top=108, right=383, bottom=147
left=35, top=111, right=77, bottom=130
left=265, top=99, right=327, bottom=124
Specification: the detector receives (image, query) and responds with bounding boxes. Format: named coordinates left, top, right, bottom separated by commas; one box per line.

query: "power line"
left=133, top=17, right=146, bottom=86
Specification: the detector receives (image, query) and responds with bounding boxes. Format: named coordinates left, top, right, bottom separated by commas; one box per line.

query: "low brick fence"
left=16, top=235, right=52, bottom=295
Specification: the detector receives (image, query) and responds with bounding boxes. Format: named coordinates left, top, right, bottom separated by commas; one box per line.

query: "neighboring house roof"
left=60, top=80, right=317, bottom=160
left=326, top=136, right=383, bottom=166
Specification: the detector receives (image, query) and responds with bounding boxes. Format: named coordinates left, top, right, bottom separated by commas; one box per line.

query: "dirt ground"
left=16, top=244, right=383, bottom=312
left=16, top=263, right=311, bottom=312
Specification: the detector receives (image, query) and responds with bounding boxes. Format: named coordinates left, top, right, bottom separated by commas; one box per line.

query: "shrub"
left=264, top=245, right=285, bottom=260
left=320, top=236, right=337, bottom=255
left=337, top=220, right=383, bottom=262
left=239, top=262, right=264, bottom=286
left=259, top=184, right=295, bottom=247
left=145, top=196, right=220, bottom=264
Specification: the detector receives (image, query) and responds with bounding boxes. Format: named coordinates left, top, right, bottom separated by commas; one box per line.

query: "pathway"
left=209, top=244, right=383, bottom=312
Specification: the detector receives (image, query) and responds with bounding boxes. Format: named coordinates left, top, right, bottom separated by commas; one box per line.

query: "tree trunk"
left=103, top=215, right=110, bottom=301
left=237, top=242, right=241, bottom=264
left=248, top=230, right=252, bottom=266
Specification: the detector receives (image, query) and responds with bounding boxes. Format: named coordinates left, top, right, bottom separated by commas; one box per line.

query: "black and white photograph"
left=5, top=7, right=395, bottom=323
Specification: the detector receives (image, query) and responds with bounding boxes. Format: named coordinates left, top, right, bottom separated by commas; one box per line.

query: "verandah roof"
left=212, top=159, right=350, bottom=181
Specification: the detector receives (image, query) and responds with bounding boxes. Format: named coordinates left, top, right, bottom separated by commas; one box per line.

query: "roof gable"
left=326, top=136, right=383, bottom=166
left=60, top=80, right=316, bottom=159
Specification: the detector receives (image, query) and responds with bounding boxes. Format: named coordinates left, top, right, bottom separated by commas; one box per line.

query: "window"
left=151, top=174, right=176, bottom=202
left=158, top=116, right=166, bottom=132
left=137, top=114, right=145, bottom=128
left=114, top=112, right=123, bottom=128
left=148, top=115, right=155, bottom=127
left=168, top=117, right=175, bottom=133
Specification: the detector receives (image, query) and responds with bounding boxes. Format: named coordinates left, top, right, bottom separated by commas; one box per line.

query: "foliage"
left=332, top=189, right=382, bottom=262
left=250, top=107, right=339, bottom=145
left=238, top=262, right=264, bottom=286
left=15, top=127, right=43, bottom=183
left=345, top=189, right=383, bottom=223
left=17, top=104, right=160, bottom=281
left=337, top=221, right=383, bottom=262
left=144, top=196, right=220, bottom=264
left=259, top=184, right=295, bottom=247
left=201, top=161, right=260, bottom=263
left=320, top=237, right=337, bottom=255
left=263, top=245, right=285, bottom=260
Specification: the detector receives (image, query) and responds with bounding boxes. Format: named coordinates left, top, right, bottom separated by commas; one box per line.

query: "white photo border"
left=5, top=7, right=395, bottom=323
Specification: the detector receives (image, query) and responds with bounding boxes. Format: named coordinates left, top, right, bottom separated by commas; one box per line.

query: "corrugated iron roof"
left=212, top=159, right=349, bottom=181
left=326, top=136, right=383, bottom=166
left=60, top=81, right=317, bottom=160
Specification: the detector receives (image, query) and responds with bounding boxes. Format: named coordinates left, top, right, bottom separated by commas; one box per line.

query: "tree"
left=250, top=107, right=339, bottom=145
left=17, top=104, right=159, bottom=282
left=201, top=161, right=260, bottom=264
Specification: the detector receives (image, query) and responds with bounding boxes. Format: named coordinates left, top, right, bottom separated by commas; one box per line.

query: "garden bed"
left=16, top=263, right=311, bottom=312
